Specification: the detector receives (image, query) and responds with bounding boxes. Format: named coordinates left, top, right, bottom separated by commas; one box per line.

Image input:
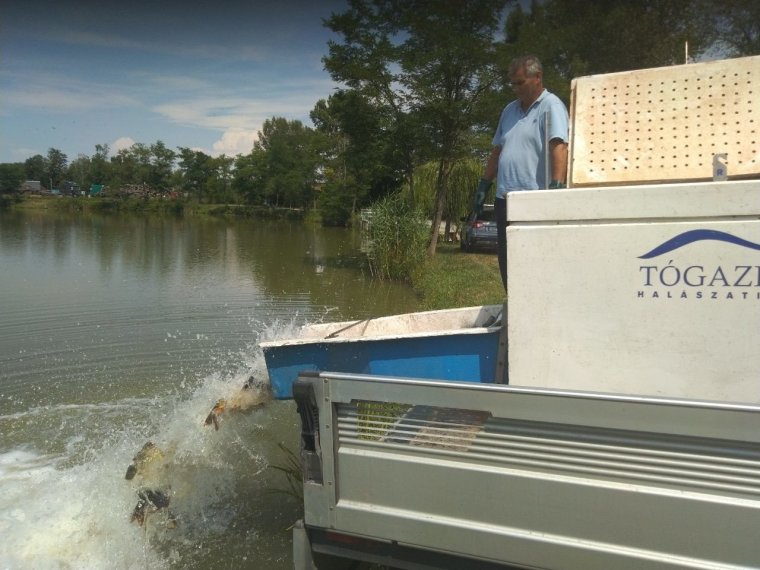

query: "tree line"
left=1, top=0, right=757, bottom=250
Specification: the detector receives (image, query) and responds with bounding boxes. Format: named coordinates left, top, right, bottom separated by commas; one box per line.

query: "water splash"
left=0, top=321, right=305, bottom=569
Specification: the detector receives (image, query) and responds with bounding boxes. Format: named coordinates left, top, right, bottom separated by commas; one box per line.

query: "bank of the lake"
left=7, top=194, right=506, bottom=310
left=413, top=243, right=504, bottom=309
left=8, top=194, right=303, bottom=220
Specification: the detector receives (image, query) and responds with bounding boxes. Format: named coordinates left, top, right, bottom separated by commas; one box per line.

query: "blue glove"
left=472, top=178, right=491, bottom=215
left=548, top=179, right=566, bottom=189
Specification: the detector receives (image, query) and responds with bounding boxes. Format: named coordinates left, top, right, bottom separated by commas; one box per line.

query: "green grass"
left=413, top=242, right=505, bottom=310
left=356, top=401, right=413, bottom=440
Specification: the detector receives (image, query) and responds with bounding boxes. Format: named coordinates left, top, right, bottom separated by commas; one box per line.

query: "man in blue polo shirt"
left=473, top=55, right=569, bottom=291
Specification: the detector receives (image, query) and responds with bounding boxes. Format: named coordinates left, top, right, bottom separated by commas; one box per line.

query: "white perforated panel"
left=569, top=55, right=760, bottom=187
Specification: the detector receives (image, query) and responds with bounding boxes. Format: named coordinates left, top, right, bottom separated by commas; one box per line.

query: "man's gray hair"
left=509, top=55, right=543, bottom=77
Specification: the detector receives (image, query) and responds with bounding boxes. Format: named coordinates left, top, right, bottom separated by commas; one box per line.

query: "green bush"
left=303, top=209, right=322, bottom=226
left=367, top=193, right=428, bottom=281
left=0, top=193, right=24, bottom=210
left=317, top=181, right=353, bottom=227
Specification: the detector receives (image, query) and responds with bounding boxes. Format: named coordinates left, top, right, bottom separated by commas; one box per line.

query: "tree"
left=710, top=0, right=760, bottom=56
left=311, top=95, right=359, bottom=225
left=91, top=144, right=110, bottom=185
left=503, top=0, right=720, bottom=103
left=402, top=158, right=486, bottom=236
left=207, top=155, right=236, bottom=203
left=111, top=147, right=139, bottom=189
left=150, top=141, right=176, bottom=191
left=24, top=154, right=47, bottom=184
left=324, top=0, right=509, bottom=254
left=244, top=117, right=319, bottom=208
left=311, top=90, right=404, bottom=225
left=232, top=151, right=262, bottom=204
left=177, top=147, right=214, bottom=202
left=129, top=143, right=152, bottom=186
left=0, top=163, right=24, bottom=193
left=67, top=154, right=91, bottom=189
left=46, top=148, right=68, bottom=189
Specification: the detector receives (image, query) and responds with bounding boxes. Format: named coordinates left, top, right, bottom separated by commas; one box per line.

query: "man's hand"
left=472, top=178, right=491, bottom=215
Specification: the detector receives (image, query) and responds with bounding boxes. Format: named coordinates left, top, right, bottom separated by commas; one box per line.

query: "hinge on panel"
left=293, top=375, right=324, bottom=484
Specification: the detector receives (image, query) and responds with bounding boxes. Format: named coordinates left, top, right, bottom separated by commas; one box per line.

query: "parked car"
left=460, top=205, right=497, bottom=252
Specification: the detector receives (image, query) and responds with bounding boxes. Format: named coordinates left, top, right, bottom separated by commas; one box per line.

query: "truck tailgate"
left=296, top=372, right=760, bottom=569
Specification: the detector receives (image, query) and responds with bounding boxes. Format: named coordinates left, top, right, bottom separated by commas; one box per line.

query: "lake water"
left=0, top=208, right=419, bottom=569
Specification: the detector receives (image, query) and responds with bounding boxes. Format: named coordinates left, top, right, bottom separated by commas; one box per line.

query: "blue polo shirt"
left=492, top=89, right=569, bottom=197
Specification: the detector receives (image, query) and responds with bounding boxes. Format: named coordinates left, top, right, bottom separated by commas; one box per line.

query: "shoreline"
left=4, top=194, right=505, bottom=310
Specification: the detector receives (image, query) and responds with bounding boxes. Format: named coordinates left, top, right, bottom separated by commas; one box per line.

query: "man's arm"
left=471, top=145, right=502, bottom=216
left=483, top=145, right=502, bottom=182
left=550, top=138, right=568, bottom=184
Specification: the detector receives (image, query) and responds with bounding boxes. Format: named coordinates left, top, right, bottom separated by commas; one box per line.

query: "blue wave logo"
left=638, top=229, right=760, bottom=259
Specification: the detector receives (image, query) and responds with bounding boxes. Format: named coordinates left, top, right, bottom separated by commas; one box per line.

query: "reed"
left=366, top=193, right=429, bottom=280
left=268, top=442, right=303, bottom=500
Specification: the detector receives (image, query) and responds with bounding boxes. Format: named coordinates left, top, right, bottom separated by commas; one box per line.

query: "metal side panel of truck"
left=505, top=179, right=760, bottom=404
left=292, top=372, right=760, bottom=569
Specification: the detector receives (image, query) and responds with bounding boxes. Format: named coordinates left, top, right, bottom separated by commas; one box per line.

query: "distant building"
left=20, top=180, right=42, bottom=193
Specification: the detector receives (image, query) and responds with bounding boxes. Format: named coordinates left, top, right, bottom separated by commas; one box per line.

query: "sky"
left=0, top=0, right=349, bottom=164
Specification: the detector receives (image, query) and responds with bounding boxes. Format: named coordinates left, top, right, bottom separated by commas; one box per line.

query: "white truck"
left=288, top=55, right=760, bottom=569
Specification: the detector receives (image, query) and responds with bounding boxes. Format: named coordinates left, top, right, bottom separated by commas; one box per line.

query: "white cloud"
left=141, top=74, right=212, bottom=91
left=58, top=30, right=271, bottom=63
left=5, top=84, right=137, bottom=112
left=152, top=97, right=279, bottom=131
left=151, top=78, right=336, bottom=132
left=211, top=129, right=258, bottom=157
left=111, top=137, right=136, bottom=153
